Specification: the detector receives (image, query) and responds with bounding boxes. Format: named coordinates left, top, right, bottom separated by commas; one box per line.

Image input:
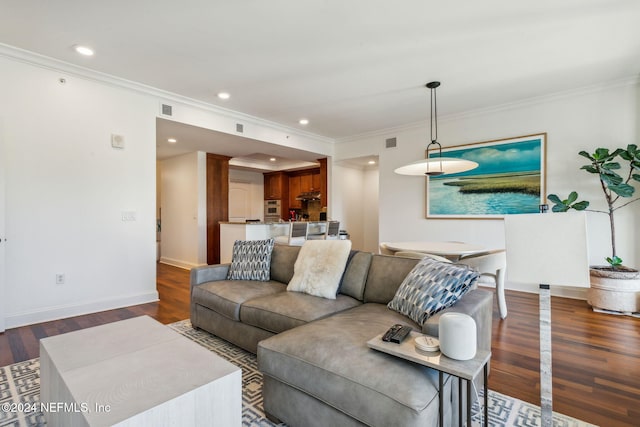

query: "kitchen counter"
left=219, top=221, right=329, bottom=263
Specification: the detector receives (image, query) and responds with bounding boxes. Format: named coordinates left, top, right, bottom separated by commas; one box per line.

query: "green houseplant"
left=548, top=144, right=640, bottom=313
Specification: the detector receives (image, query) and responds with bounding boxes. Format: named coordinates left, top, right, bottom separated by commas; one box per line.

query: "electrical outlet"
left=56, top=273, right=65, bottom=285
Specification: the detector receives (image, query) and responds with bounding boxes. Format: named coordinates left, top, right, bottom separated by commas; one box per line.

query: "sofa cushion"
left=227, top=238, right=275, bottom=281
left=241, top=292, right=361, bottom=334
left=192, top=280, right=286, bottom=321
left=269, top=245, right=301, bottom=284
left=339, top=251, right=372, bottom=301
left=388, top=257, right=479, bottom=326
left=258, top=303, right=452, bottom=427
left=363, top=255, right=420, bottom=304
left=287, top=240, right=352, bottom=299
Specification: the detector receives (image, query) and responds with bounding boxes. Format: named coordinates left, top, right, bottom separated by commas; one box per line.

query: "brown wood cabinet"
left=312, top=171, right=321, bottom=192
left=300, top=173, right=312, bottom=192
left=264, top=172, right=286, bottom=200
left=289, top=175, right=302, bottom=209
left=264, top=161, right=327, bottom=214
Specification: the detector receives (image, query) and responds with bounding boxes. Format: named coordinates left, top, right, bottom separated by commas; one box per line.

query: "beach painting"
left=426, top=133, right=546, bottom=219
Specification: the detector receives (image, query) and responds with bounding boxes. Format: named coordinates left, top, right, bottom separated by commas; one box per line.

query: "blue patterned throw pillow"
left=227, top=238, right=275, bottom=281
left=387, top=257, right=479, bottom=326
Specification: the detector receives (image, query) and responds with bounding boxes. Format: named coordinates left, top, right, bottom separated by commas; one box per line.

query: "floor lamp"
left=504, top=210, right=590, bottom=427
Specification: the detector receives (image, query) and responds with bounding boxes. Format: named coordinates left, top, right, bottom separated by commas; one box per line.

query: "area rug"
left=0, top=319, right=597, bottom=427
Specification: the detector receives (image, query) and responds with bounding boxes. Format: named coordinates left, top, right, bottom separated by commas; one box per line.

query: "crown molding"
left=0, top=43, right=335, bottom=145
left=336, top=75, right=640, bottom=144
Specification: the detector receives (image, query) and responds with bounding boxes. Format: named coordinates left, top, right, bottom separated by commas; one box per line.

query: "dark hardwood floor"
left=1, top=263, right=639, bottom=426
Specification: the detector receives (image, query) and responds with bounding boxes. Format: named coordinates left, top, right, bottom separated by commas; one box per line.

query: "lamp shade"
left=394, top=158, right=479, bottom=176
left=504, top=212, right=590, bottom=288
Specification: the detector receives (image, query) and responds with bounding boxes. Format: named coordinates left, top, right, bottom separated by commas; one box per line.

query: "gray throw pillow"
left=227, top=238, right=275, bottom=281
left=387, top=257, right=479, bottom=326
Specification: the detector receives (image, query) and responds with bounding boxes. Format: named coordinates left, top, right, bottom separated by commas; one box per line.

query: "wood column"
left=206, top=154, right=230, bottom=265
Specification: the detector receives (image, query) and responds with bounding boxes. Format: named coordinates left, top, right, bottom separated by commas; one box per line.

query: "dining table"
left=383, top=241, right=487, bottom=261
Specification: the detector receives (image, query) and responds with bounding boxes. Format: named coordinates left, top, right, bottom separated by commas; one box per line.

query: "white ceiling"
left=2, top=0, right=639, bottom=168
left=156, top=118, right=320, bottom=171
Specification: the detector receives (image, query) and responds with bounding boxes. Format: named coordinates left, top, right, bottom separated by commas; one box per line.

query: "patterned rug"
left=0, top=319, right=597, bottom=427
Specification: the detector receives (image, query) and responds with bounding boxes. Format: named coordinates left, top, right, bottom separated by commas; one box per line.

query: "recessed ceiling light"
left=299, top=119, right=309, bottom=125
left=269, top=157, right=277, bottom=162
left=368, top=160, right=376, bottom=165
left=217, top=92, right=230, bottom=100
left=73, top=45, right=94, bottom=56
left=167, top=138, right=177, bottom=143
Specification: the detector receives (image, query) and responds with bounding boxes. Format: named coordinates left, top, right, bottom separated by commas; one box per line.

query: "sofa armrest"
left=422, top=289, right=493, bottom=352
left=190, top=264, right=231, bottom=289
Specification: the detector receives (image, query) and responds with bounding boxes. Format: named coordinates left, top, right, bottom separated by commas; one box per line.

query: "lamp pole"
left=538, top=204, right=552, bottom=427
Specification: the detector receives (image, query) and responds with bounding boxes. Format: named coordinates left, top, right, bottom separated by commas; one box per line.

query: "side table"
left=367, top=331, right=490, bottom=427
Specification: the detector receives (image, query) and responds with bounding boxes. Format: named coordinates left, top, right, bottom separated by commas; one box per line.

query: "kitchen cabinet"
left=289, top=175, right=302, bottom=209
left=300, top=173, right=313, bottom=193
left=312, top=171, right=321, bottom=191
left=264, top=172, right=286, bottom=200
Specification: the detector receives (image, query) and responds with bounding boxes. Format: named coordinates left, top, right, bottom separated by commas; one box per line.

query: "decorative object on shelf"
left=394, top=81, right=478, bottom=176
left=426, top=133, right=547, bottom=218
left=504, top=209, right=590, bottom=427
left=438, top=312, right=477, bottom=360
left=548, top=144, right=640, bottom=313
left=414, top=335, right=440, bottom=352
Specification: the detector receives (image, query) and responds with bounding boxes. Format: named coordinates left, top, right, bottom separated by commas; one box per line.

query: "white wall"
left=336, top=79, right=640, bottom=296
left=362, top=168, right=380, bottom=253
left=0, top=46, right=336, bottom=328
left=0, top=57, right=159, bottom=327
left=159, top=152, right=207, bottom=268
left=332, top=165, right=378, bottom=253
left=331, top=166, right=361, bottom=251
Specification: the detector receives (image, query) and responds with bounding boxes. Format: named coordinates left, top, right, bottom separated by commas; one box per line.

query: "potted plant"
left=548, top=144, right=640, bottom=313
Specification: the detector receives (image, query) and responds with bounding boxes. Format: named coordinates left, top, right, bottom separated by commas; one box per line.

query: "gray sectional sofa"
left=190, top=244, right=493, bottom=427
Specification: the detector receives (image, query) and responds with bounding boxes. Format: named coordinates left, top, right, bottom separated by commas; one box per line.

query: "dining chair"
left=393, top=251, right=451, bottom=263
left=325, top=221, right=340, bottom=240
left=288, top=222, right=309, bottom=246
left=457, top=249, right=508, bottom=319
left=274, top=222, right=309, bottom=246
left=379, top=242, right=396, bottom=255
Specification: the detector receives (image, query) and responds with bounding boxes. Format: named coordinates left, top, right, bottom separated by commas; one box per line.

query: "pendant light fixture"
left=394, top=81, right=479, bottom=176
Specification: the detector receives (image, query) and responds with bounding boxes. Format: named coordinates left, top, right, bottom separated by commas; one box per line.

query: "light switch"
left=111, top=134, right=125, bottom=149
left=121, top=211, right=137, bottom=221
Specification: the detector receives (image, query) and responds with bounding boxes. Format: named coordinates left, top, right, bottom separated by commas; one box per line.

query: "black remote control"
left=382, top=324, right=402, bottom=342
left=390, top=325, right=412, bottom=344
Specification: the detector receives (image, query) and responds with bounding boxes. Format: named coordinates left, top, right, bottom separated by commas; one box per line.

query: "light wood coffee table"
left=40, top=316, right=241, bottom=426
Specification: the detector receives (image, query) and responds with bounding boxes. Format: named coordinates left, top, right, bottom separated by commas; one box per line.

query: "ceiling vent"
left=236, top=123, right=244, bottom=133
left=385, top=137, right=397, bottom=149
left=161, top=103, right=173, bottom=116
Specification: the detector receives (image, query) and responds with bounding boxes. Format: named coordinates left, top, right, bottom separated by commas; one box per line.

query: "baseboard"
left=159, top=257, right=206, bottom=270
left=503, top=282, right=588, bottom=300
left=4, top=291, right=159, bottom=329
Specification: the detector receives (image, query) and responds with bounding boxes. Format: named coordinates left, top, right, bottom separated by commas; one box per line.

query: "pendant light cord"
left=430, top=85, right=437, bottom=144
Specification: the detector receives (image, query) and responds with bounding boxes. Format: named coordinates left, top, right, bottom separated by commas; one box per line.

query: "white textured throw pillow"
left=287, top=240, right=352, bottom=299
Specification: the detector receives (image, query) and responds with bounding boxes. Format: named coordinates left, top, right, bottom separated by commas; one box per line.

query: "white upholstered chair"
left=393, top=251, right=452, bottom=263
left=379, top=242, right=396, bottom=255
left=457, top=249, right=507, bottom=319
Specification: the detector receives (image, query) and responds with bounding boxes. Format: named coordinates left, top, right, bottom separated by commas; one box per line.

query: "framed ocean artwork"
left=426, top=133, right=547, bottom=219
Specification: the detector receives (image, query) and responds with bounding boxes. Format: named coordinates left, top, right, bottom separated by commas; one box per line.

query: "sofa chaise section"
left=257, top=253, right=493, bottom=427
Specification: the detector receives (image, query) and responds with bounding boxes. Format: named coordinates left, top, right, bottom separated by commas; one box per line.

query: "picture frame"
left=426, top=133, right=547, bottom=219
